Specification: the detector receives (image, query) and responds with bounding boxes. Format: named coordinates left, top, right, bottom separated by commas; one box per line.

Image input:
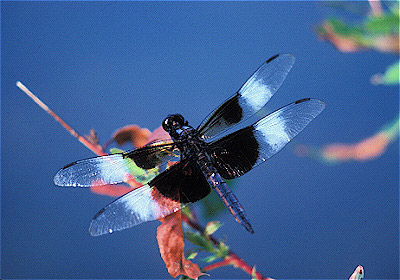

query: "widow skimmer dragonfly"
left=54, top=54, right=325, bottom=236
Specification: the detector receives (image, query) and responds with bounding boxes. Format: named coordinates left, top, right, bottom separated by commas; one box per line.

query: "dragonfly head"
left=162, top=114, right=189, bottom=137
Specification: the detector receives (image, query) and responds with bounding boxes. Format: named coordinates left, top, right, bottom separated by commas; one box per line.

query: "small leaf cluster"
left=184, top=221, right=229, bottom=263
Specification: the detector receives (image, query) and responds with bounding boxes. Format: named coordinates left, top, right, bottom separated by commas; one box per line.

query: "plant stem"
left=182, top=213, right=273, bottom=280
left=202, top=258, right=233, bottom=271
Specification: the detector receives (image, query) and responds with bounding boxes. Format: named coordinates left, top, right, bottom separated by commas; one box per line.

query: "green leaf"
left=201, top=190, right=226, bottom=218
left=390, top=3, right=400, bottom=16
left=216, top=241, right=230, bottom=259
left=204, top=221, right=222, bottom=236
left=202, top=254, right=219, bottom=263
left=327, top=18, right=363, bottom=37
left=251, top=265, right=257, bottom=280
left=382, top=60, right=400, bottom=85
left=185, top=250, right=198, bottom=260
left=364, top=12, right=400, bottom=34
left=109, top=147, right=124, bottom=154
left=109, top=147, right=164, bottom=184
left=181, top=205, right=194, bottom=220
left=200, top=241, right=229, bottom=263
left=381, top=116, right=400, bottom=140
left=184, top=231, right=214, bottom=252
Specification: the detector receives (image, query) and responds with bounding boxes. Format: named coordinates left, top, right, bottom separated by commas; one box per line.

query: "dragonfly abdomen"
left=197, top=153, right=254, bottom=233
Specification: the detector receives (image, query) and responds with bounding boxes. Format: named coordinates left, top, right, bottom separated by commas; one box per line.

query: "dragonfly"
left=54, top=54, right=325, bottom=236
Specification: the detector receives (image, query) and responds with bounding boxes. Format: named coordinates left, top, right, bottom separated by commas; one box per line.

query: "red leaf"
left=157, top=211, right=204, bottom=279
left=112, top=125, right=151, bottom=147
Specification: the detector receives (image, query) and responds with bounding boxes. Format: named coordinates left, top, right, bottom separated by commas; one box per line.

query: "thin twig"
left=202, top=257, right=233, bottom=271
left=16, top=81, right=106, bottom=156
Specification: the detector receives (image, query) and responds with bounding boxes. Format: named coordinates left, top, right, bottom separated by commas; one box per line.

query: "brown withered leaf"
left=112, top=125, right=151, bottom=147
left=157, top=211, right=204, bottom=279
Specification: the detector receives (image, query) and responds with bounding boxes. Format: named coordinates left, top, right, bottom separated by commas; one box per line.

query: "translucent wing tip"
left=295, top=97, right=325, bottom=105
left=89, top=204, right=123, bottom=237
left=295, top=98, right=326, bottom=112
left=53, top=161, right=91, bottom=187
left=269, top=53, right=295, bottom=61
left=89, top=219, right=109, bottom=237
left=267, top=53, right=296, bottom=65
left=53, top=166, right=74, bottom=187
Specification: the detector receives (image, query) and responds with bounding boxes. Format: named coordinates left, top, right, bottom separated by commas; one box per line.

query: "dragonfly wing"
left=208, top=98, right=325, bottom=179
left=54, top=141, right=179, bottom=187
left=89, top=158, right=210, bottom=236
left=197, top=54, right=295, bottom=140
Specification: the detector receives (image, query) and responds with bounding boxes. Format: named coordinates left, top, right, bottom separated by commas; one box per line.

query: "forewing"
left=54, top=140, right=179, bottom=187
left=197, top=54, right=295, bottom=140
left=208, top=98, right=325, bottom=179
left=89, top=158, right=211, bottom=236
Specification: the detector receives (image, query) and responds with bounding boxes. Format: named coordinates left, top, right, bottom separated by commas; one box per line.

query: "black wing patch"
left=208, top=98, right=325, bottom=179
left=197, top=54, right=295, bottom=140
left=208, top=126, right=260, bottom=179
left=150, top=158, right=211, bottom=204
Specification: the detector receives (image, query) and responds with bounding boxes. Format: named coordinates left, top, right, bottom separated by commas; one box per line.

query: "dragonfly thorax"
left=162, top=114, right=207, bottom=158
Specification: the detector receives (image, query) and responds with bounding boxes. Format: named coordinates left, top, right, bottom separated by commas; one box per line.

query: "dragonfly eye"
left=162, top=114, right=185, bottom=132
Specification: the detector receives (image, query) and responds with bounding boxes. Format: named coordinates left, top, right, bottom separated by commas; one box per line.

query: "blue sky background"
left=2, top=1, right=398, bottom=279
